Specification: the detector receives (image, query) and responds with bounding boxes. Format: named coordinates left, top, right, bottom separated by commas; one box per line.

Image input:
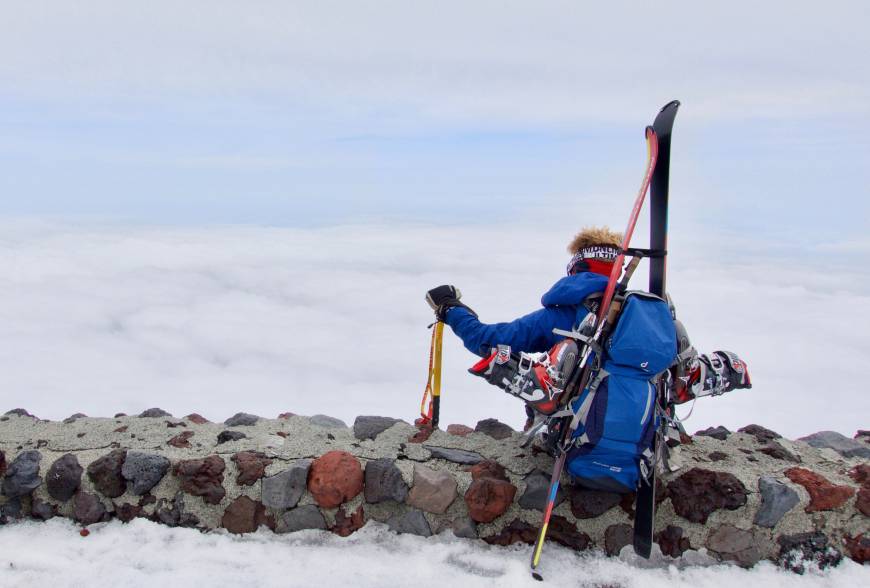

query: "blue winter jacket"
left=444, top=272, right=609, bottom=357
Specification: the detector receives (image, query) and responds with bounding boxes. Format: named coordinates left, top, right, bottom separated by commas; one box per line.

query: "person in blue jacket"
left=426, top=226, right=620, bottom=358
left=426, top=226, right=752, bottom=429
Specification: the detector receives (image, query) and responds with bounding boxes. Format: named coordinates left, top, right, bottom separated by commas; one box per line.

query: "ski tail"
left=530, top=125, right=659, bottom=580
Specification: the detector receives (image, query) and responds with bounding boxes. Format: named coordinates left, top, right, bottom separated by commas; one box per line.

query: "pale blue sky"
left=1, top=1, right=868, bottom=241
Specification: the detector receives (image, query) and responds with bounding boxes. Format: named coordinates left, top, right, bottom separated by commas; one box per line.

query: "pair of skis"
left=530, top=101, right=680, bottom=580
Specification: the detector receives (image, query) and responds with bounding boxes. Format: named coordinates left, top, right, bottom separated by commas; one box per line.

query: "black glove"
left=425, top=285, right=477, bottom=322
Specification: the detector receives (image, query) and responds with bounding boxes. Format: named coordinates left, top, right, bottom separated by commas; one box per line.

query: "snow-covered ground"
left=0, top=518, right=866, bottom=588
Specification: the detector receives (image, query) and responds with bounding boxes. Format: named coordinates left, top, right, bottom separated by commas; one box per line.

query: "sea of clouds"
left=1, top=218, right=867, bottom=438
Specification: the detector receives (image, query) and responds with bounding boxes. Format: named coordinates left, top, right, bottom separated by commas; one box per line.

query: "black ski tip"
left=659, top=99, right=680, bottom=113
left=532, top=571, right=544, bottom=582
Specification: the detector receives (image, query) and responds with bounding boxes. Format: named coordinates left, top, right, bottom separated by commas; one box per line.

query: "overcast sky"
left=1, top=2, right=868, bottom=436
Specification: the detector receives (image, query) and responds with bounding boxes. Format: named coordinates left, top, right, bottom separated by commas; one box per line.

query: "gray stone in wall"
left=262, top=460, right=310, bottom=510
left=406, top=464, right=457, bottom=514
left=4, top=409, right=35, bottom=418
left=31, top=498, right=57, bottom=521
left=63, top=413, right=87, bottom=424
left=519, top=470, right=564, bottom=511
left=387, top=508, right=431, bottom=537
left=423, top=445, right=483, bottom=465
left=364, top=458, right=408, bottom=503
left=121, top=451, right=170, bottom=495
left=224, top=412, right=260, bottom=426
left=706, top=524, right=762, bottom=567
left=46, top=453, right=83, bottom=502
left=154, top=491, right=200, bottom=528
left=604, top=523, right=633, bottom=556
left=755, top=476, right=799, bottom=528
left=695, top=426, right=731, bottom=441
left=139, top=408, right=172, bottom=418
left=451, top=517, right=478, bottom=539
left=87, top=449, right=127, bottom=498
left=309, top=414, right=347, bottom=429
left=474, top=418, right=514, bottom=440
left=217, top=430, right=247, bottom=444
left=354, top=416, right=401, bottom=440
left=278, top=505, right=326, bottom=533
left=74, top=491, right=108, bottom=525
left=799, top=430, right=870, bottom=459
left=2, top=450, right=42, bottom=498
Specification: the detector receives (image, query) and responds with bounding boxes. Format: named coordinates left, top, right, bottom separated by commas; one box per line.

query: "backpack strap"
left=570, top=368, right=609, bottom=446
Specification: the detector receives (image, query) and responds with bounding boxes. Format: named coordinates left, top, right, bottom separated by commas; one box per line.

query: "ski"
left=530, top=125, right=659, bottom=581
left=632, top=100, right=680, bottom=559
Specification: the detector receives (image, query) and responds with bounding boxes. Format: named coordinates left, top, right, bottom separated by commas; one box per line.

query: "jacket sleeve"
left=444, top=305, right=578, bottom=357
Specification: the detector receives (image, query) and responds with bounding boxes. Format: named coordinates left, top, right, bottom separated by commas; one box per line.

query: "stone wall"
left=1, top=408, right=867, bottom=570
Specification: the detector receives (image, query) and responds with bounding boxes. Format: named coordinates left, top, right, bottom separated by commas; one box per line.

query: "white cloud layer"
left=1, top=219, right=867, bottom=439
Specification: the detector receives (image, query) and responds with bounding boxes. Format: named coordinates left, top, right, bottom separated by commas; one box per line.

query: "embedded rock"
left=755, top=475, right=799, bottom=528
left=73, top=491, right=108, bottom=525
left=224, top=412, right=260, bottom=427
left=446, top=424, right=473, bottom=437
left=844, top=534, right=869, bottom=565
left=387, top=509, right=431, bottom=537
left=667, top=468, right=747, bottom=524
left=423, top=446, right=483, bottom=465
left=4, top=409, right=34, bottom=418
left=474, top=418, right=514, bottom=440
left=757, top=442, right=801, bottom=463
left=0, top=450, right=6, bottom=479
left=278, top=505, right=326, bottom=533
left=153, top=491, right=199, bottom=527
left=353, top=415, right=402, bottom=441
left=519, top=470, right=564, bottom=511
left=407, top=426, right=434, bottom=444
left=222, top=496, right=273, bottom=534
left=604, top=523, right=633, bottom=556
left=708, top=451, right=729, bottom=462
left=407, top=464, right=457, bottom=514
left=46, top=453, right=83, bottom=502
left=217, top=430, right=247, bottom=444
left=277, top=412, right=294, bottom=420
left=706, top=524, right=761, bottom=567
left=695, top=426, right=730, bottom=441
left=231, top=451, right=273, bottom=486
left=464, top=476, right=516, bottom=523
left=569, top=488, right=621, bottom=519
left=31, top=498, right=57, bottom=521
left=857, top=488, right=870, bottom=517
left=309, top=414, right=347, bottom=429
left=262, top=460, right=310, bottom=510
left=63, top=413, right=87, bottom=424
left=799, top=430, right=870, bottom=459
left=114, top=503, right=142, bottom=523
left=470, top=460, right=508, bottom=482
left=139, top=408, right=172, bottom=418
left=332, top=504, right=365, bottom=537
left=451, top=518, right=478, bottom=539
left=168, top=431, right=194, bottom=448
left=87, top=449, right=127, bottom=498
left=364, top=458, right=408, bottom=504
left=1, top=450, right=42, bottom=497
left=739, top=424, right=781, bottom=443
left=484, top=516, right=589, bottom=551
left=173, top=455, right=226, bottom=505
left=655, top=525, right=691, bottom=558
left=777, top=532, right=842, bottom=573
left=121, top=451, right=170, bottom=495
left=185, top=413, right=209, bottom=424
left=784, top=467, right=855, bottom=512
left=849, top=463, right=870, bottom=486
left=308, top=451, right=363, bottom=508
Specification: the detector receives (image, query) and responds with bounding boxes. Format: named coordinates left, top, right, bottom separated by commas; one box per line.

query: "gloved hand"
left=426, top=285, right=477, bottom=322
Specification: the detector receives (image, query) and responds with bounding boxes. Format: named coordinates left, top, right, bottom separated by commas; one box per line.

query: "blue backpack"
left=565, top=292, right=677, bottom=493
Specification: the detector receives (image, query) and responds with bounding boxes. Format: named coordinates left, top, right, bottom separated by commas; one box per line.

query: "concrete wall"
left=1, top=409, right=867, bottom=569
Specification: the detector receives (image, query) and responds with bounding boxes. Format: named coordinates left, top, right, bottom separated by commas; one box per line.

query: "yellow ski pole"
left=418, top=321, right=444, bottom=428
